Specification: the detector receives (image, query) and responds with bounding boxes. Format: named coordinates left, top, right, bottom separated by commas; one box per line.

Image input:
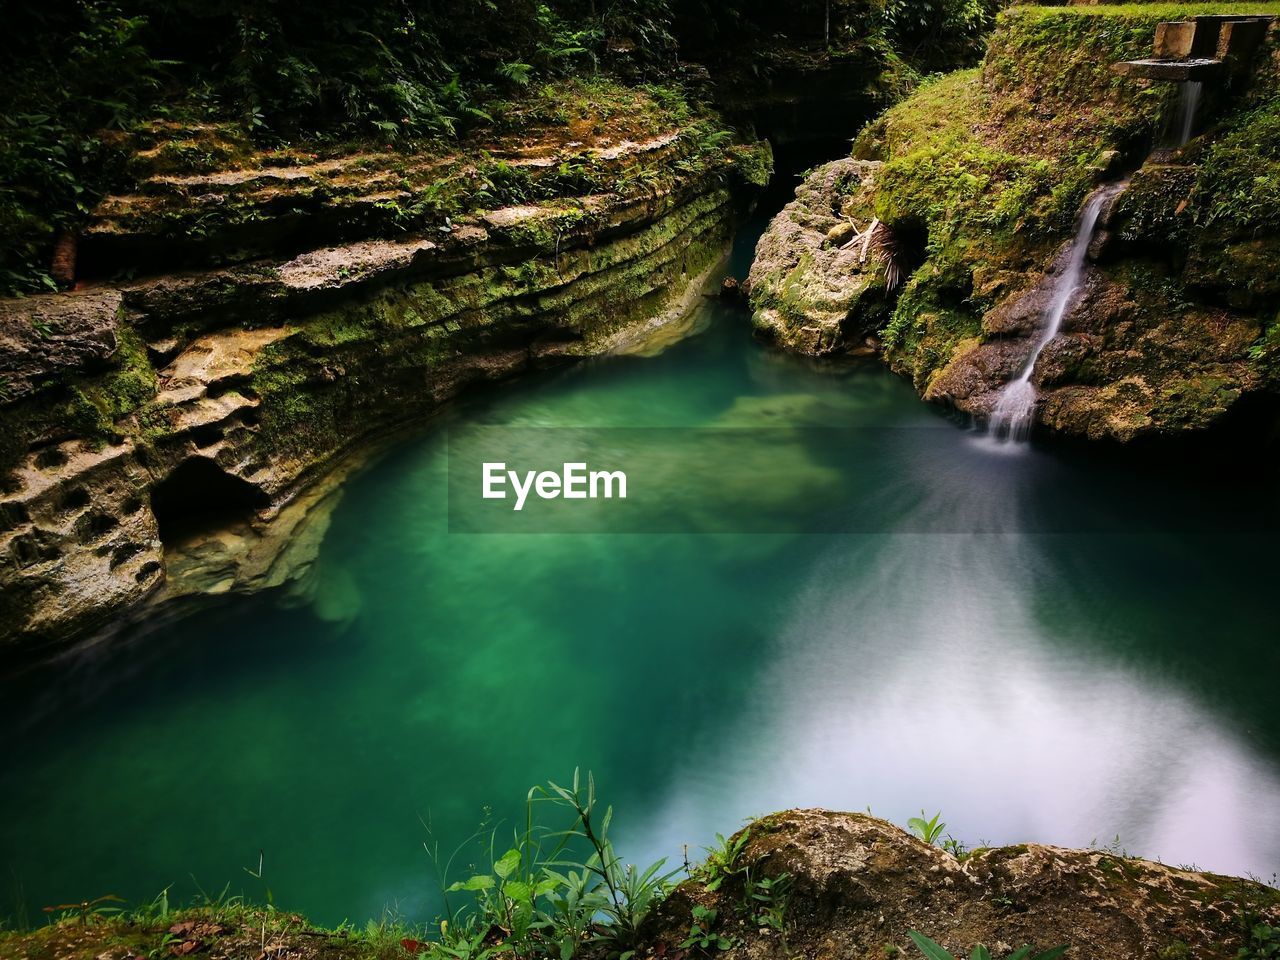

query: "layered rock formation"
left=748, top=7, right=1280, bottom=441
left=0, top=89, right=769, bottom=654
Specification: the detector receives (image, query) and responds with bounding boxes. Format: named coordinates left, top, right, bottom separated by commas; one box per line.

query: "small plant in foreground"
left=907, top=931, right=1067, bottom=960
left=424, top=769, right=679, bottom=960
left=694, top=831, right=751, bottom=891
left=681, top=905, right=736, bottom=952
left=41, top=894, right=124, bottom=926
left=908, top=811, right=947, bottom=846
left=743, top=870, right=792, bottom=938
left=1238, top=921, right=1280, bottom=959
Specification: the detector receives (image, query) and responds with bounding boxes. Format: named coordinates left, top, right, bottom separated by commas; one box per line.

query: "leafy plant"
left=1238, top=921, right=1280, bottom=959
left=544, top=770, right=679, bottom=955
left=499, top=62, right=536, bottom=87
left=880, top=0, right=1001, bottom=69
left=743, top=871, right=791, bottom=934
left=908, top=931, right=1068, bottom=960
left=425, top=770, right=678, bottom=960
left=908, top=811, right=947, bottom=846
left=680, top=905, right=735, bottom=952
left=40, top=894, right=125, bottom=926
left=694, top=831, right=751, bottom=891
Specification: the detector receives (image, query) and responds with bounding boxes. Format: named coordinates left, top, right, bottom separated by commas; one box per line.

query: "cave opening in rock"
left=885, top=218, right=929, bottom=291
left=150, top=457, right=270, bottom=546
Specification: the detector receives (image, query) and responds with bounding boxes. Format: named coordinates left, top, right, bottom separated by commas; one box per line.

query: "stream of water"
left=988, top=184, right=1125, bottom=442
left=1176, top=80, right=1204, bottom=147
left=2, top=212, right=1279, bottom=928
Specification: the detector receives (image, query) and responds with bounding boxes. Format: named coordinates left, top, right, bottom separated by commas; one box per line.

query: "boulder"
left=638, top=810, right=1280, bottom=960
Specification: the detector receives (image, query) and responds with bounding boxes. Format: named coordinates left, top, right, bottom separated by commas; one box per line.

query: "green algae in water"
left=2, top=287, right=1280, bottom=927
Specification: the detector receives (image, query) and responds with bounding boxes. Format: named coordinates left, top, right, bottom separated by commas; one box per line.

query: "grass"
left=0, top=772, right=680, bottom=960
left=1009, top=3, right=1280, bottom=18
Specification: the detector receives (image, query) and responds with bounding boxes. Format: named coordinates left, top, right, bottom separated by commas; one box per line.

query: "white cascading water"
left=988, top=183, right=1125, bottom=442
left=1175, top=80, right=1203, bottom=147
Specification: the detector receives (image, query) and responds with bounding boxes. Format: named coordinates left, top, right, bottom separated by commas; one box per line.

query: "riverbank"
left=3, top=811, right=1277, bottom=960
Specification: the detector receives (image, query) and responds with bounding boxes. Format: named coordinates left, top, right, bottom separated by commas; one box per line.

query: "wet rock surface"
left=743, top=11, right=1280, bottom=442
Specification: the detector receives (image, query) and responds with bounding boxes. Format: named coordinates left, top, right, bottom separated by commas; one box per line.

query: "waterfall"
left=1175, top=80, right=1203, bottom=147
left=988, top=184, right=1125, bottom=443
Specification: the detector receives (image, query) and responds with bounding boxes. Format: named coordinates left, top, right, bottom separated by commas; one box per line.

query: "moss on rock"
left=754, top=3, right=1280, bottom=440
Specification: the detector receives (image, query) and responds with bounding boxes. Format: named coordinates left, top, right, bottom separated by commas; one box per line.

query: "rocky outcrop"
left=4, top=810, right=1272, bottom=960
left=0, top=291, right=124, bottom=401
left=0, top=101, right=768, bottom=655
left=746, top=8, right=1280, bottom=441
left=641, top=810, right=1280, bottom=960
left=746, top=158, right=890, bottom=355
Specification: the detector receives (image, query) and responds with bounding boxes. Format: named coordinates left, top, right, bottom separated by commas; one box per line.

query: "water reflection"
left=2, top=306, right=1278, bottom=930
left=635, top=526, right=1280, bottom=879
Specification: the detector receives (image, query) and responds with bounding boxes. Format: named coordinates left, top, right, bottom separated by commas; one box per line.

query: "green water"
left=3, top=227, right=1280, bottom=927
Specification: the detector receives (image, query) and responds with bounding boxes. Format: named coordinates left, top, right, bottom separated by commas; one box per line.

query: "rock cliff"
left=0, top=84, right=769, bottom=654
left=748, top=7, right=1280, bottom=441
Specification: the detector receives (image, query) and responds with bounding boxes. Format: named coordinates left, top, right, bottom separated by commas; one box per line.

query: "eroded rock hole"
left=150, top=457, right=269, bottom=545
left=109, top=542, right=144, bottom=569
left=884, top=219, right=929, bottom=292
left=74, top=511, right=119, bottom=544
left=206, top=376, right=254, bottom=400
left=59, top=487, right=92, bottom=513
left=188, top=424, right=224, bottom=449
left=33, top=447, right=68, bottom=470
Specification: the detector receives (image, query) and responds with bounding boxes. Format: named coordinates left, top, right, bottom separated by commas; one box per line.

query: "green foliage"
left=1236, top=903, right=1280, bottom=960
left=907, top=931, right=1069, bottom=960
left=693, top=831, right=751, bottom=891
left=743, top=871, right=791, bottom=934
left=880, top=0, right=999, bottom=69
left=680, top=905, right=736, bottom=952
left=424, top=770, right=679, bottom=960
left=851, top=3, right=1280, bottom=390
left=1239, top=923, right=1280, bottom=959
left=0, top=2, right=164, bottom=295
left=1248, top=313, right=1280, bottom=377
left=908, top=811, right=947, bottom=846
left=0, top=0, right=689, bottom=296
left=1193, top=94, right=1280, bottom=234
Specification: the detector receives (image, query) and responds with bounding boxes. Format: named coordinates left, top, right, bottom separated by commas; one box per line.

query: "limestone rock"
left=747, top=159, right=890, bottom=356
left=0, top=290, right=124, bottom=402
left=0, top=167, right=747, bottom=655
